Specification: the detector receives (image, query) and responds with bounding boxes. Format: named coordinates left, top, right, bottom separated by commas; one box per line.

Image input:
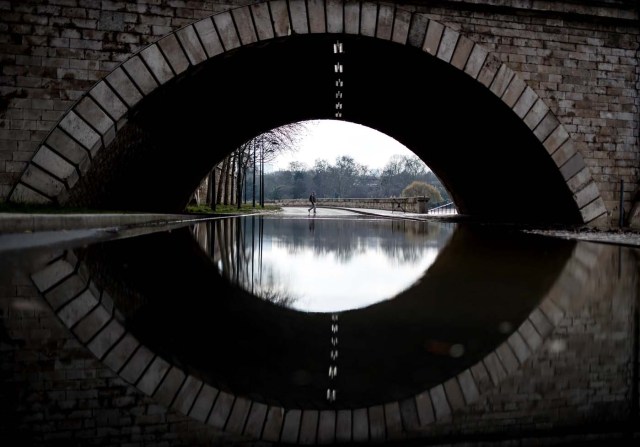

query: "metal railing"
left=427, top=201, right=457, bottom=215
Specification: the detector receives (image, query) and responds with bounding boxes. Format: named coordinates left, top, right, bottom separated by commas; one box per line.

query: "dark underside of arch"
left=66, top=34, right=582, bottom=225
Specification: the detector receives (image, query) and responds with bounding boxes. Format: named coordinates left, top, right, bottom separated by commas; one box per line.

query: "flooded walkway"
left=1, top=211, right=639, bottom=445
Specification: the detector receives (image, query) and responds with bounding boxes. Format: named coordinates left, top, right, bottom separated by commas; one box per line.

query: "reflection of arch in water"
left=29, top=230, right=606, bottom=444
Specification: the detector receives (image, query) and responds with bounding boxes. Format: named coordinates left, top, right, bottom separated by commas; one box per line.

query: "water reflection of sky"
left=209, top=217, right=455, bottom=313
left=261, top=243, right=440, bottom=312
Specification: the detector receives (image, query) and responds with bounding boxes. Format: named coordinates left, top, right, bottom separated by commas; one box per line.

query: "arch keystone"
left=308, top=0, right=327, bottom=34
left=327, top=0, right=344, bottom=34
left=344, top=1, right=360, bottom=35
left=376, top=3, right=394, bottom=40
left=361, top=2, right=378, bottom=37
left=289, top=0, right=309, bottom=35
left=271, top=0, right=291, bottom=37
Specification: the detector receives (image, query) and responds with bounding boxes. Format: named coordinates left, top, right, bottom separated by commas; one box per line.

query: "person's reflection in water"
left=308, top=215, right=315, bottom=233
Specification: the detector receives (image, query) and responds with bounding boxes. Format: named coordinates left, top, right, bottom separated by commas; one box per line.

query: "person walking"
left=308, top=191, right=317, bottom=214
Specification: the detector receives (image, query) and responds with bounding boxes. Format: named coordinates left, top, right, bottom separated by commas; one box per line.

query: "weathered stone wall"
left=0, top=0, right=638, bottom=226
left=0, top=251, right=240, bottom=446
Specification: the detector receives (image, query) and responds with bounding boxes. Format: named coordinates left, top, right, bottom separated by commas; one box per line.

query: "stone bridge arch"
left=8, top=0, right=607, bottom=226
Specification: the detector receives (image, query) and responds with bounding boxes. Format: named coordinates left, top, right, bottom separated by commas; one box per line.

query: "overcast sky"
left=265, top=119, right=421, bottom=172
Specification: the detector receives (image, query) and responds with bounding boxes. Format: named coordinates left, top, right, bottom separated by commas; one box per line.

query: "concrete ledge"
left=0, top=213, right=206, bottom=234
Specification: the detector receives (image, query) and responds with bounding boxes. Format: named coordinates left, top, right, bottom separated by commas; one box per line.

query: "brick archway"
left=8, top=0, right=606, bottom=225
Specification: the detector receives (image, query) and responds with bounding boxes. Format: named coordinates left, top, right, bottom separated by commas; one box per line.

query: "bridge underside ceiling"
left=66, top=34, right=581, bottom=225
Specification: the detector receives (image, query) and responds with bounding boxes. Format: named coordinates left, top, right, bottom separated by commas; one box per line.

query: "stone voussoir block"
left=307, top=0, right=326, bottom=34
left=457, top=369, right=480, bottom=404
left=429, top=384, right=451, bottom=421
left=32, top=145, right=77, bottom=187
left=289, top=0, right=309, bottom=35
left=233, top=7, right=258, bottom=46
left=137, top=356, right=171, bottom=396
left=360, top=2, right=377, bottom=38
left=214, top=11, right=241, bottom=51
left=123, top=56, right=159, bottom=95
left=336, top=409, right=352, bottom=443
left=262, top=406, right=285, bottom=442
left=376, top=3, right=394, bottom=40
left=407, top=13, right=428, bottom=48
left=368, top=405, right=385, bottom=442
left=194, top=17, right=224, bottom=58
left=317, top=409, right=336, bottom=444
left=384, top=401, right=403, bottom=440
left=451, top=35, right=474, bottom=70
left=153, top=366, right=186, bottom=408
left=352, top=408, right=369, bottom=442
left=119, top=345, right=154, bottom=384
left=89, top=80, right=128, bottom=122
left=86, top=318, right=126, bottom=359
left=176, top=26, right=207, bottom=66
left=243, top=401, right=268, bottom=439
left=326, top=0, right=344, bottom=34
left=75, top=96, right=114, bottom=136
left=158, top=33, right=189, bottom=75
left=580, top=197, right=607, bottom=224
left=344, top=1, right=360, bottom=35
left=208, top=390, right=235, bottom=430
left=464, top=44, right=488, bottom=79
left=189, top=383, right=219, bottom=423
left=172, top=375, right=203, bottom=415
left=31, top=256, right=77, bottom=293
left=58, top=111, right=101, bottom=155
left=140, top=44, right=174, bottom=85
left=443, top=377, right=465, bottom=411
left=10, top=184, right=52, bottom=204
left=226, top=397, right=252, bottom=435
left=423, top=19, right=444, bottom=56
left=489, top=64, right=515, bottom=98
left=22, top=164, right=66, bottom=198
left=57, top=287, right=99, bottom=328
left=106, top=67, right=143, bottom=109
left=437, top=27, right=459, bottom=63
left=271, top=0, right=290, bottom=38
left=392, top=8, right=411, bottom=44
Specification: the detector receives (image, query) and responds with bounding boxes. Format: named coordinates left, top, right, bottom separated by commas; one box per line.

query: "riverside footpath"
left=0, top=209, right=639, bottom=249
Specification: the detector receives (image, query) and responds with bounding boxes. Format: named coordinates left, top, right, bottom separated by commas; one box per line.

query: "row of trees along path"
left=192, top=124, right=449, bottom=209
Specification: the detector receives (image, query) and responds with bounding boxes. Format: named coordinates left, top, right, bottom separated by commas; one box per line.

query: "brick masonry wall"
left=0, top=0, right=638, bottom=226
left=408, top=1, right=640, bottom=227
left=0, top=251, right=246, bottom=446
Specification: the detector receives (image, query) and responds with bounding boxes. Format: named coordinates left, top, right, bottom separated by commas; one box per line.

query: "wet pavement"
left=1, top=207, right=639, bottom=446
left=1, top=207, right=640, bottom=249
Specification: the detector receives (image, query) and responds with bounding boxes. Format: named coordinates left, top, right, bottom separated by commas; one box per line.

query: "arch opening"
left=15, top=16, right=592, bottom=225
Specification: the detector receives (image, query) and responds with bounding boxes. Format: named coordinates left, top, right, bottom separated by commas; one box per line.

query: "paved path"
left=0, top=208, right=639, bottom=248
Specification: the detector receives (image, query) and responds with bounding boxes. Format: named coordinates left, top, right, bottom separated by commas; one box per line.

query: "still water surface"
left=1, top=215, right=638, bottom=419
